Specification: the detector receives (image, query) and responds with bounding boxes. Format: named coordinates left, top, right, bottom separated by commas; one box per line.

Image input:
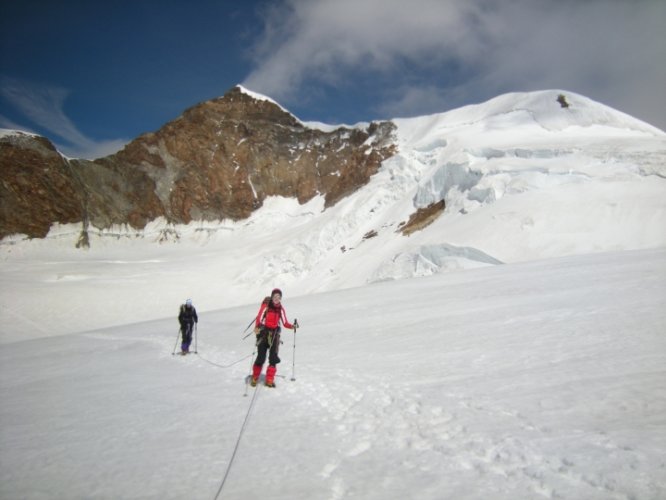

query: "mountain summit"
left=0, top=88, right=664, bottom=280
left=0, top=86, right=396, bottom=241
left=1, top=88, right=665, bottom=333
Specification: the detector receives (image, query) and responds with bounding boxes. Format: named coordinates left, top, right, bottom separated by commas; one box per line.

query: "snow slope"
left=1, top=89, right=666, bottom=498
left=1, top=248, right=665, bottom=500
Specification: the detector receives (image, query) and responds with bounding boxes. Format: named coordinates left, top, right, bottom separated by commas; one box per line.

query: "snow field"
left=2, top=89, right=666, bottom=499
left=2, top=248, right=664, bottom=499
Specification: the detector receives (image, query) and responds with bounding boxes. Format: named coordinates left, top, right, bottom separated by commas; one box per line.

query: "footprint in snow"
left=347, top=440, right=371, bottom=457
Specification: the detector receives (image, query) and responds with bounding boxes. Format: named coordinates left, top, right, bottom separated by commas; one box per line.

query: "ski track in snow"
left=285, top=370, right=659, bottom=500
left=53, top=311, right=660, bottom=499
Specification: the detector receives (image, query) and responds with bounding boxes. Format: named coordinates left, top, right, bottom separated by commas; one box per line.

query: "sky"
left=1, top=0, right=665, bottom=159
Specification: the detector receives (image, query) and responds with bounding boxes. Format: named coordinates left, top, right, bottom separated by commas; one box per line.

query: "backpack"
left=180, top=304, right=194, bottom=321
left=259, top=297, right=270, bottom=323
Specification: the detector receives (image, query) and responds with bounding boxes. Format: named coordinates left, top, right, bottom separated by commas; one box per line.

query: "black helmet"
left=271, top=288, right=282, bottom=298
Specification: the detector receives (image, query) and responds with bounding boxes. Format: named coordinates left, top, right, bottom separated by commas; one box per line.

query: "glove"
left=254, top=326, right=260, bottom=335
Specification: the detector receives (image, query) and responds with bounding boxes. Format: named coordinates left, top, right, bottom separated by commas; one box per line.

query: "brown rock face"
left=0, top=133, right=84, bottom=239
left=0, top=86, right=397, bottom=243
left=397, top=200, right=446, bottom=236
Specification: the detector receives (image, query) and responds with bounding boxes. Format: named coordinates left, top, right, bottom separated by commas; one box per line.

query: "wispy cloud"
left=243, top=0, right=666, bottom=129
left=0, top=77, right=128, bottom=159
left=243, top=0, right=485, bottom=99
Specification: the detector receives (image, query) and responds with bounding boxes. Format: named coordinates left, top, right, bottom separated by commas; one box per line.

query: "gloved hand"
left=254, top=326, right=260, bottom=335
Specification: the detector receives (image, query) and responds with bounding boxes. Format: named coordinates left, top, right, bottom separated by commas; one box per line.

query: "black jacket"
left=179, top=304, right=198, bottom=327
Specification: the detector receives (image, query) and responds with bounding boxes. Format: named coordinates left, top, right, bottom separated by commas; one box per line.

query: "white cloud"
left=0, top=77, right=129, bottom=159
left=243, top=0, right=666, bottom=129
left=244, top=0, right=485, bottom=97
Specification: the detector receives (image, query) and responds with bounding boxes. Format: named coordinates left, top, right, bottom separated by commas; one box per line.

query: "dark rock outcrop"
left=0, top=133, right=84, bottom=239
left=397, top=200, right=446, bottom=236
left=0, top=86, right=397, bottom=243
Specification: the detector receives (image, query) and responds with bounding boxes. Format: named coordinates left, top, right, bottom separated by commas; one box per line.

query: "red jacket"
left=256, top=302, right=293, bottom=330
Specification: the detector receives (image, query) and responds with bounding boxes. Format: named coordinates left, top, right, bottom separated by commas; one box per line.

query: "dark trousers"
left=181, top=323, right=193, bottom=350
left=254, top=328, right=281, bottom=366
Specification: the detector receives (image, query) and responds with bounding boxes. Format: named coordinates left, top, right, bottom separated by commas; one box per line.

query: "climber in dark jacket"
left=178, top=298, right=198, bottom=354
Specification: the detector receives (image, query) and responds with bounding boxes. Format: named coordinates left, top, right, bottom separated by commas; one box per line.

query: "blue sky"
left=1, top=0, right=665, bottom=159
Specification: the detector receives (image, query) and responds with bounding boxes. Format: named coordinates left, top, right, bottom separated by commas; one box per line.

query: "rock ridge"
left=0, top=86, right=397, bottom=243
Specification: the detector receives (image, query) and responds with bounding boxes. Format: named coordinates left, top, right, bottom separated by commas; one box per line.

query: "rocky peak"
left=0, top=131, right=85, bottom=240
left=0, top=86, right=397, bottom=242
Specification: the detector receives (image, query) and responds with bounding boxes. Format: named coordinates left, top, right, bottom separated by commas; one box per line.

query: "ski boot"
left=265, top=366, right=277, bottom=388
left=250, top=364, right=262, bottom=387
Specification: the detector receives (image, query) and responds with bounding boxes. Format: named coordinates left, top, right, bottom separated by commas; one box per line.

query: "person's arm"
left=280, top=306, right=294, bottom=329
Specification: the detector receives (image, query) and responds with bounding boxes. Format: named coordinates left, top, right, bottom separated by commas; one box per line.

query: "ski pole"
left=171, top=328, right=181, bottom=356
left=242, top=321, right=258, bottom=340
left=291, top=319, right=299, bottom=381
left=241, top=317, right=256, bottom=339
left=194, top=323, right=198, bottom=354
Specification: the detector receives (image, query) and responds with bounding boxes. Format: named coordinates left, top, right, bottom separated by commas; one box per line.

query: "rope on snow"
left=213, top=383, right=261, bottom=500
left=194, top=352, right=253, bottom=369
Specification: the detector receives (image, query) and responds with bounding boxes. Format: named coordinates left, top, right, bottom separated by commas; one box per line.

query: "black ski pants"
left=254, top=328, right=281, bottom=366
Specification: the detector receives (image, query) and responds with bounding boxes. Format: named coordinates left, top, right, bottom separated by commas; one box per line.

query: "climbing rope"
left=213, top=382, right=261, bottom=500
left=169, top=324, right=281, bottom=498
left=194, top=352, right=253, bottom=369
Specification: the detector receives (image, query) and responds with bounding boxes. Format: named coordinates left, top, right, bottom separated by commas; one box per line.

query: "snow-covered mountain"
left=2, top=89, right=664, bottom=340
left=1, top=89, right=665, bottom=500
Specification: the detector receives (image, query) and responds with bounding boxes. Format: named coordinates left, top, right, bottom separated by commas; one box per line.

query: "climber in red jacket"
left=251, top=288, right=295, bottom=388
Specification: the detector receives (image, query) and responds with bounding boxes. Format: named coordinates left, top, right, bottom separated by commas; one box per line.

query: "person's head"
left=271, top=288, right=282, bottom=305
left=185, top=298, right=192, bottom=308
